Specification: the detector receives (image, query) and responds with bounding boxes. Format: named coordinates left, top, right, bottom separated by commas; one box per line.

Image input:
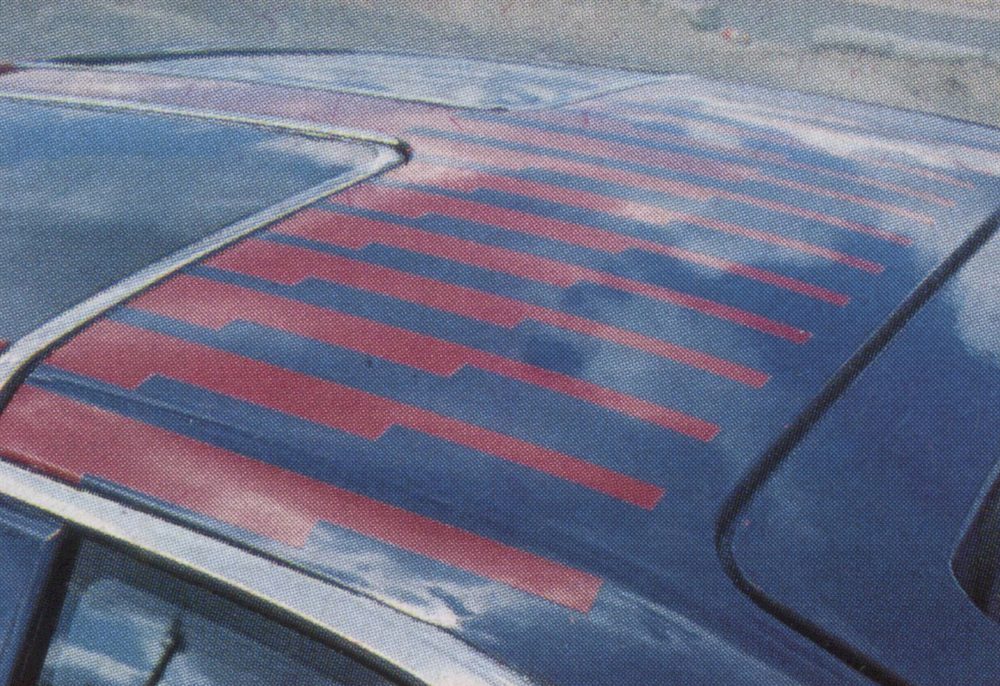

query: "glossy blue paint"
left=731, top=233, right=1000, bottom=685
left=2, top=58, right=1000, bottom=685
left=69, top=50, right=664, bottom=110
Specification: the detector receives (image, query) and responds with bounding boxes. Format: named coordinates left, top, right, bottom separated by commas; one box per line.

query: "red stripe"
left=412, top=136, right=912, bottom=246
left=133, top=273, right=716, bottom=437
left=603, top=101, right=835, bottom=146
left=0, top=386, right=602, bottom=611
left=338, top=181, right=854, bottom=304
left=46, top=320, right=670, bottom=505
left=875, top=159, right=977, bottom=190
left=209, top=238, right=765, bottom=396
left=392, top=158, right=885, bottom=276
left=649, top=97, right=997, bottom=180
left=687, top=98, right=864, bottom=128
left=520, top=109, right=954, bottom=206
left=409, top=132, right=912, bottom=246
left=281, top=208, right=809, bottom=344
left=596, top=102, right=975, bottom=191
left=450, top=119, right=937, bottom=224
left=771, top=176, right=935, bottom=223
left=618, top=92, right=869, bottom=129
left=390, top=158, right=885, bottom=276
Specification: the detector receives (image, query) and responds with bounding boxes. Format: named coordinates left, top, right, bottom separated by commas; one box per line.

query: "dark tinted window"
left=37, top=540, right=396, bottom=686
left=0, top=98, right=385, bottom=343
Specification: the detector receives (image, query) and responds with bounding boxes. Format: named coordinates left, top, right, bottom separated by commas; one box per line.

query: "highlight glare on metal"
left=0, top=89, right=534, bottom=686
left=0, top=90, right=404, bottom=408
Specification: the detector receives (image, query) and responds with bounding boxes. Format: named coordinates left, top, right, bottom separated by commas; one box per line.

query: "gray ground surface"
left=2, top=1, right=999, bottom=126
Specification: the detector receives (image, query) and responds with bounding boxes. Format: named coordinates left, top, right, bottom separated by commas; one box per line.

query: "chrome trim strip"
left=0, top=87, right=407, bottom=148
left=0, top=91, right=534, bottom=684
left=0, top=90, right=405, bottom=408
left=0, top=461, right=534, bottom=686
left=18, top=56, right=666, bottom=111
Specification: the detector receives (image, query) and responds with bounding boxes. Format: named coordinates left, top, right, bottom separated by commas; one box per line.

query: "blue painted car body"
left=0, top=52, right=998, bottom=685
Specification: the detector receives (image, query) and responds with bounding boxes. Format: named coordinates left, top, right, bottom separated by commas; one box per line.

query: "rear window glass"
left=76, top=52, right=661, bottom=110
left=0, top=98, right=390, bottom=344
left=37, top=540, right=396, bottom=686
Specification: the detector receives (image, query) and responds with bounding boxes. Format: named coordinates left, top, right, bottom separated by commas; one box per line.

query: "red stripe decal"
left=280, top=208, right=809, bottom=344
left=518, top=109, right=954, bottom=206
left=449, top=119, right=937, bottom=224
left=392, top=158, right=885, bottom=276
left=408, top=133, right=913, bottom=246
left=46, top=320, right=670, bottom=505
left=593, top=103, right=975, bottom=191
left=602, top=101, right=839, bottom=146
left=614, top=93, right=869, bottom=129
left=337, top=181, right=854, bottom=304
left=133, top=273, right=720, bottom=435
left=0, top=386, right=603, bottom=611
left=208, top=238, right=764, bottom=396
left=876, top=159, right=976, bottom=190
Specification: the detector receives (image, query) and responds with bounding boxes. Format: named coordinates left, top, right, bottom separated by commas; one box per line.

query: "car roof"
left=1, top=53, right=1000, bottom=685
left=50, top=49, right=663, bottom=110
